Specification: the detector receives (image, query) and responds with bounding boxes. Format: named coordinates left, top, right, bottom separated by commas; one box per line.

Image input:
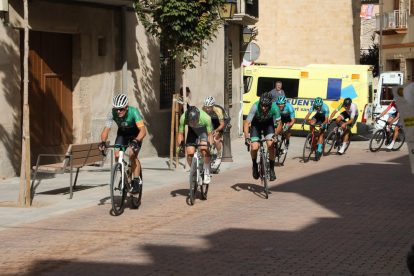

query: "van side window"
left=257, top=77, right=299, bottom=98
left=369, top=82, right=373, bottom=103
left=244, top=76, right=253, bottom=94
left=380, top=85, right=394, bottom=105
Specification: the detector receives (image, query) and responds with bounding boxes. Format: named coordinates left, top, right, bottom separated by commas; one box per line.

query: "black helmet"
left=260, top=92, right=273, bottom=107
left=185, top=106, right=200, bottom=123
left=344, top=98, right=352, bottom=106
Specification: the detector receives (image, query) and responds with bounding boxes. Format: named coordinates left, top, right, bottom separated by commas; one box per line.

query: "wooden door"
left=392, top=60, right=400, bottom=71
left=395, top=0, right=400, bottom=10
left=22, top=31, right=73, bottom=165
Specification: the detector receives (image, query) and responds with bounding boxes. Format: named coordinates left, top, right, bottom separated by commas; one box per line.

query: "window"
left=256, top=77, right=299, bottom=98
left=160, top=44, right=176, bottom=109
left=411, top=0, right=414, bottom=15
left=243, top=76, right=253, bottom=94
left=228, top=41, right=233, bottom=104
left=394, top=0, right=399, bottom=10
left=369, top=82, right=373, bottom=103
left=380, top=84, right=394, bottom=105
left=98, top=37, right=106, bottom=56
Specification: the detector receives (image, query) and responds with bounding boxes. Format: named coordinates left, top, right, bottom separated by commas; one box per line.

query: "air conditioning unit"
left=0, top=0, right=8, bottom=13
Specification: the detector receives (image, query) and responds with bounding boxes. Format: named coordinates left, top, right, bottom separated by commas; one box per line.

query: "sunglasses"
left=116, top=108, right=126, bottom=112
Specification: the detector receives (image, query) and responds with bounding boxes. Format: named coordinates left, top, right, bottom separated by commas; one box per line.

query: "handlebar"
left=100, top=144, right=138, bottom=157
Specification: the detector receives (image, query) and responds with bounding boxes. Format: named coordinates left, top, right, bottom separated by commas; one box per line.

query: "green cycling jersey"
left=179, top=109, right=213, bottom=133
left=106, top=106, right=144, bottom=129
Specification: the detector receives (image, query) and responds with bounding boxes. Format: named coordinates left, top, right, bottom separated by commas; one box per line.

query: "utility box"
left=0, top=0, right=8, bottom=13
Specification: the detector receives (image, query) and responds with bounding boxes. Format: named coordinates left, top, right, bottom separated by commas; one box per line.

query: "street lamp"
left=218, top=0, right=237, bottom=20
left=243, top=26, right=252, bottom=43
left=219, top=0, right=237, bottom=162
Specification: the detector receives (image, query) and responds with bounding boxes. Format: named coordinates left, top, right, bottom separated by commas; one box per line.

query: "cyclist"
left=176, top=106, right=214, bottom=184
left=302, top=97, right=329, bottom=159
left=244, top=92, right=282, bottom=181
left=275, top=95, right=296, bottom=152
left=98, top=94, right=146, bottom=194
left=375, top=100, right=402, bottom=150
left=202, top=96, right=229, bottom=168
left=328, top=97, right=358, bottom=155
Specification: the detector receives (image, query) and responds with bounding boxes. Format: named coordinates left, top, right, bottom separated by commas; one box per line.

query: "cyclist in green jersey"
left=177, top=106, right=214, bottom=184
left=244, top=92, right=282, bottom=181
left=98, top=94, right=146, bottom=194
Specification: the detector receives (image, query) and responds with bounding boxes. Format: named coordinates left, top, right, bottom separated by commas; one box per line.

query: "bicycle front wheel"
left=110, top=163, right=127, bottom=216
left=189, top=157, right=198, bottom=205
left=278, top=139, right=288, bottom=166
left=343, top=132, right=352, bottom=153
left=303, top=133, right=313, bottom=163
left=369, top=129, right=385, bottom=152
left=260, top=151, right=269, bottom=199
left=323, top=131, right=335, bottom=156
left=131, top=168, right=143, bottom=209
left=392, top=128, right=405, bottom=151
left=201, top=183, right=209, bottom=200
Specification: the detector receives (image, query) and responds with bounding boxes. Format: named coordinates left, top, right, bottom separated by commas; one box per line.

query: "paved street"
left=0, top=137, right=413, bottom=275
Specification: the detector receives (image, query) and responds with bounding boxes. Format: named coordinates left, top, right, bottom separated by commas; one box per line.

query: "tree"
left=360, top=34, right=379, bottom=78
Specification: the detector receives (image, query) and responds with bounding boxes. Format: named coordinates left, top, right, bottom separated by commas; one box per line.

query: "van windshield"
left=257, top=77, right=299, bottom=98
left=243, top=76, right=253, bottom=94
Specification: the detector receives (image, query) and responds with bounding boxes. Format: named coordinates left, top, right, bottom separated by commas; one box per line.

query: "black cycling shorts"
left=389, top=112, right=402, bottom=128
left=212, top=119, right=229, bottom=135
left=311, top=113, right=327, bottom=125
left=250, top=118, right=274, bottom=142
left=338, top=112, right=358, bottom=128
left=186, top=126, right=208, bottom=147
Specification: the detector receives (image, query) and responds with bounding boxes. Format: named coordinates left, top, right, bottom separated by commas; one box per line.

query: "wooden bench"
left=31, top=141, right=110, bottom=199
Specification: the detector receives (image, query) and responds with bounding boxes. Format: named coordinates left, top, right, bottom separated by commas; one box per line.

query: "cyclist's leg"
left=114, top=134, right=127, bottom=162
left=393, top=118, right=402, bottom=141
left=250, top=121, right=261, bottom=179
left=312, top=115, right=324, bottom=152
left=186, top=127, right=198, bottom=166
left=215, top=119, right=228, bottom=154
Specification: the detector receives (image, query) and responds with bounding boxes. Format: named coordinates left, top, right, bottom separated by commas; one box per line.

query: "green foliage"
left=135, top=0, right=225, bottom=69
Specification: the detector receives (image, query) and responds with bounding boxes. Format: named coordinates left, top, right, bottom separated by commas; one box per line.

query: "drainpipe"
left=121, top=6, right=127, bottom=95
left=379, top=0, right=383, bottom=76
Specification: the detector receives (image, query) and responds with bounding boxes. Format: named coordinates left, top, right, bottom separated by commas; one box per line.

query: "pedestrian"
left=270, top=81, right=285, bottom=102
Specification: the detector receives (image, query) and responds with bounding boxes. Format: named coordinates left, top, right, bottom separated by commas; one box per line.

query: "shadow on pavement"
left=231, top=183, right=267, bottom=199
left=35, top=184, right=108, bottom=196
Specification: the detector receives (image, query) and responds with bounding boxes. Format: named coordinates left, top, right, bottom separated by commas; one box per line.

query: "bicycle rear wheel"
left=189, top=157, right=198, bottom=205
left=392, top=128, right=405, bottom=151
left=369, top=129, right=385, bottom=152
left=131, top=168, right=143, bottom=209
left=323, top=131, right=335, bottom=156
left=303, top=133, right=313, bottom=163
left=277, top=139, right=288, bottom=166
left=110, top=163, right=127, bottom=216
left=260, top=151, right=269, bottom=199
left=343, top=132, right=352, bottom=153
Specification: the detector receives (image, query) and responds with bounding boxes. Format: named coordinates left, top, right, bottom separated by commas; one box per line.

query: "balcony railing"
left=230, top=0, right=259, bottom=25
left=375, top=10, right=408, bottom=34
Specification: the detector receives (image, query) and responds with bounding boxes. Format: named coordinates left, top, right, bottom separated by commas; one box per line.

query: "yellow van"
left=243, top=64, right=374, bottom=134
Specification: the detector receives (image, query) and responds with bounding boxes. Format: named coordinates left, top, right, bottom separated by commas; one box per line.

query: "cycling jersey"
left=336, top=102, right=359, bottom=118
left=106, top=107, right=144, bottom=134
left=279, top=103, right=295, bottom=118
left=202, top=104, right=229, bottom=122
left=246, top=101, right=281, bottom=125
left=179, top=109, right=213, bottom=133
left=385, top=101, right=398, bottom=113
left=309, top=103, right=330, bottom=117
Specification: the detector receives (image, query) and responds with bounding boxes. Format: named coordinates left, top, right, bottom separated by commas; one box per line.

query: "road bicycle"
left=102, top=145, right=142, bottom=216
left=323, top=122, right=353, bottom=156
left=247, top=137, right=271, bottom=199
left=210, top=137, right=223, bottom=174
left=185, top=141, right=210, bottom=205
left=369, top=119, right=405, bottom=152
left=302, top=122, right=324, bottom=162
left=275, top=129, right=288, bottom=166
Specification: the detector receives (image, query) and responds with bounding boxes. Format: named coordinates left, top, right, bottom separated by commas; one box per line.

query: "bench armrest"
left=33, top=154, right=73, bottom=173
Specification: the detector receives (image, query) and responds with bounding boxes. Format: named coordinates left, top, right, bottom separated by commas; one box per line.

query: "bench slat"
left=70, top=142, right=102, bottom=152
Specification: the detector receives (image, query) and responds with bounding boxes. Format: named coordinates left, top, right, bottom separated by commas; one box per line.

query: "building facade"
left=0, top=0, right=258, bottom=178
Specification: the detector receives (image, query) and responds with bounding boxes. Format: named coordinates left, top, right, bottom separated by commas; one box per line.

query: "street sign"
left=242, top=43, right=260, bottom=62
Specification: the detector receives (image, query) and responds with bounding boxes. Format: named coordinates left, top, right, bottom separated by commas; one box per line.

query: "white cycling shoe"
left=387, top=142, right=395, bottom=150
left=203, top=174, right=211, bottom=184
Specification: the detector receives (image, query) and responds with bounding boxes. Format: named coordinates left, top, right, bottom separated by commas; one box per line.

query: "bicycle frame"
left=104, top=145, right=133, bottom=192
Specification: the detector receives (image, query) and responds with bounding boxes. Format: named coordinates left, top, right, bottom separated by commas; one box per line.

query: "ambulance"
left=243, top=64, right=375, bottom=134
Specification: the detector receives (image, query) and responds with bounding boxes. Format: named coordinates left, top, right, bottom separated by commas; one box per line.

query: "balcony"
left=375, top=10, right=408, bottom=35
left=229, top=0, right=259, bottom=26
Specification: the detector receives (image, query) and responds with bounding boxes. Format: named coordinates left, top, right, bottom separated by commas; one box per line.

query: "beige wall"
left=0, top=1, right=243, bottom=178
left=255, top=0, right=361, bottom=66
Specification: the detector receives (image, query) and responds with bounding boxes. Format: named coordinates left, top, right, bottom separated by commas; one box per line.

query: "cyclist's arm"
left=101, top=111, right=113, bottom=143
left=329, top=110, right=338, bottom=121
left=176, top=113, right=186, bottom=148
left=273, top=108, right=282, bottom=136
left=244, top=104, right=257, bottom=138
left=303, top=112, right=312, bottom=123
left=214, top=107, right=225, bottom=132
left=135, top=122, right=146, bottom=142
left=275, top=120, right=282, bottom=136
left=215, top=121, right=225, bottom=133
left=390, top=113, right=400, bottom=124
left=286, top=105, right=296, bottom=129
left=287, top=118, right=296, bottom=129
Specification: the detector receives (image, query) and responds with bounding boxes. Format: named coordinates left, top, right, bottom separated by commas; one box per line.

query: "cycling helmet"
left=276, top=95, right=287, bottom=105
left=343, top=98, right=352, bottom=106
left=260, top=92, right=273, bottom=107
left=204, top=96, right=215, bottom=107
left=314, top=97, right=323, bottom=107
left=185, top=106, right=200, bottom=123
left=112, top=94, right=129, bottom=109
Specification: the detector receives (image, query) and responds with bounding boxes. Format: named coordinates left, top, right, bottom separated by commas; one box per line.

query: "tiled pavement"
left=0, top=144, right=413, bottom=275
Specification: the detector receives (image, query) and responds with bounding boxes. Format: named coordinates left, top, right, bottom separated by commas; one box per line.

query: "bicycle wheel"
left=369, top=129, right=385, bottom=152
left=189, top=156, right=198, bottom=205
left=110, top=163, right=127, bottom=216
left=201, top=183, right=209, bottom=200
left=323, top=131, right=335, bottom=156
left=130, top=168, right=143, bottom=209
left=343, top=132, right=352, bottom=153
left=260, top=151, right=269, bottom=199
left=392, top=128, right=405, bottom=151
left=303, top=133, right=313, bottom=163
left=278, top=139, right=288, bottom=166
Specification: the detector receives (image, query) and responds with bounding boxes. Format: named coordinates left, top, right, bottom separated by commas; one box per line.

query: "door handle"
left=243, top=101, right=251, bottom=103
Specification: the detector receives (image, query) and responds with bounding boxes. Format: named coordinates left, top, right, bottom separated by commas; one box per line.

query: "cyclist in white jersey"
left=328, top=98, right=358, bottom=155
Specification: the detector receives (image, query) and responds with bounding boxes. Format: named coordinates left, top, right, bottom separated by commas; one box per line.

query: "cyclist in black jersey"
left=98, top=94, right=146, bottom=194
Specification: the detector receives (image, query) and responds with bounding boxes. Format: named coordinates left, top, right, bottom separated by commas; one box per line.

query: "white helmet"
left=204, top=96, right=215, bottom=107
left=112, top=94, right=129, bottom=109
